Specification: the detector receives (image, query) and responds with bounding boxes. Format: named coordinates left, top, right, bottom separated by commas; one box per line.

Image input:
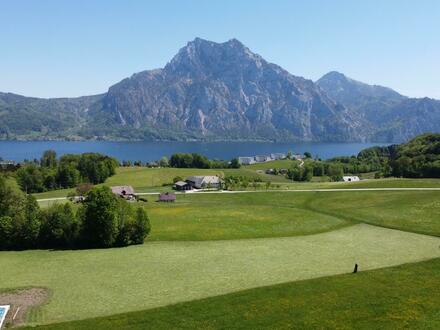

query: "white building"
left=270, top=153, right=287, bottom=160
left=342, top=176, right=360, bottom=182
left=255, top=155, right=271, bottom=163
left=238, top=157, right=256, bottom=165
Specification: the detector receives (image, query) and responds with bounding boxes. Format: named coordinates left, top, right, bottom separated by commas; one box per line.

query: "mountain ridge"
left=0, top=38, right=439, bottom=142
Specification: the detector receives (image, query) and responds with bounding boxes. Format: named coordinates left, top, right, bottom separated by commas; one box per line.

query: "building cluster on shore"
left=238, top=152, right=304, bottom=165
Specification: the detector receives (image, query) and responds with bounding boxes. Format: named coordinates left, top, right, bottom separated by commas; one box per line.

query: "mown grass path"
left=24, top=258, right=440, bottom=330
left=1, top=224, right=440, bottom=325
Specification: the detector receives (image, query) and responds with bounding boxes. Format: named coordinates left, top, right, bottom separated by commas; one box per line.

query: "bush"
left=173, top=176, right=184, bottom=183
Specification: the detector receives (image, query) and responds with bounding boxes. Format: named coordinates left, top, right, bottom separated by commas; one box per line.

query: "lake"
left=0, top=141, right=387, bottom=162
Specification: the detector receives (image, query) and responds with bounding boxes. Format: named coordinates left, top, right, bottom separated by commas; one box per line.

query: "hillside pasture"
left=25, top=258, right=440, bottom=330
left=1, top=224, right=439, bottom=326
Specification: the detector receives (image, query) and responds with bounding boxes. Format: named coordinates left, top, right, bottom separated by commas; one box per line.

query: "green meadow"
left=22, top=258, right=440, bottom=330
left=1, top=189, right=440, bottom=328
left=1, top=224, right=439, bottom=326
left=143, top=190, right=440, bottom=240
left=31, top=165, right=440, bottom=200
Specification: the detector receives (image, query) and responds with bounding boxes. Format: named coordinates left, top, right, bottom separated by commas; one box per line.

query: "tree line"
left=0, top=177, right=150, bottom=250
left=16, top=150, right=118, bottom=193
left=327, top=133, right=440, bottom=178
left=169, top=153, right=240, bottom=169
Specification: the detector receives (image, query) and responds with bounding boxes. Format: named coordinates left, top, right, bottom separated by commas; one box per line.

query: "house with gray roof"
left=186, top=176, right=221, bottom=189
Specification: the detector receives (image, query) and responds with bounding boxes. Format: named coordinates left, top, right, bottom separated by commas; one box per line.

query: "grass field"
left=144, top=192, right=350, bottom=240
left=30, top=164, right=440, bottom=200
left=142, top=190, right=440, bottom=240
left=6, top=183, right=440, bottom=327
left=306, top=191, right=440, bottom=237
left=1, top=224, right=439, bottom=325
left=24, top=257, right=440, bottom=330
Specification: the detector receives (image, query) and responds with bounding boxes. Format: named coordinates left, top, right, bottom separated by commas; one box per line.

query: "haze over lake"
left=0, top=141, right=386, bottom=162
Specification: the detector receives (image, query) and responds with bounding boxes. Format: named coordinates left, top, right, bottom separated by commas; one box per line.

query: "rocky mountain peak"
left=164, top=37, right=266, bottom=77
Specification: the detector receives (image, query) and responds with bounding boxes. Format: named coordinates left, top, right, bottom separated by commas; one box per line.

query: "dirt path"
left=36, top=187, right=440, bottom=202
left=0, top=288, right=49, bottom=327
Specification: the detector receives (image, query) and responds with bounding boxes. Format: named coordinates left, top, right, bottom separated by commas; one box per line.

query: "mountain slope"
left=89, top=38, right=364, bottom=141
left=317, top=71, right=440, bottom=142
left=1, top=39, right=439, bottom=142
left=0, top=92, right=103, bottom=140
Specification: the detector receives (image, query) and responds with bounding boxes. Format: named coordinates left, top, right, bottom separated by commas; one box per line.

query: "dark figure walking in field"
left=353, top=263, right=358, bottom=273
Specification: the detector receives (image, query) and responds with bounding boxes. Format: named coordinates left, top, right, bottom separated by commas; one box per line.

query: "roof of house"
left=111, top=186, right=135, bottom=195
left=174, top=181, right=189, bottom=187
left=187, top=176, right=220, bottom=186
left=159, top=192, right=176, bottom=200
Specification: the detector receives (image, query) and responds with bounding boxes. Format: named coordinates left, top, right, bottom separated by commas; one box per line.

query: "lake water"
left=0, top=141, right=387, bottom=162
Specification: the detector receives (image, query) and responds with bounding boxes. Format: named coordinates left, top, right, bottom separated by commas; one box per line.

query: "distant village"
left=238, top=152, right=304, bottom=165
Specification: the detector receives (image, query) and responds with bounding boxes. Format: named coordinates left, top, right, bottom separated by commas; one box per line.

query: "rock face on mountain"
left=0, top=38, right=439, bottom=142
left=317, top=71, right=440, bottom=142
left=92, top=38, right=363, bottom=141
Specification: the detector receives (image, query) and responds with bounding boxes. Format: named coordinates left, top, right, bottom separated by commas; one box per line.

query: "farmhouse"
left=342, top=176, right=360, bottom=182
left=111, top=186, right=136, bottom=200
left=186, top=176, right=221, bottom=189
left=173, top=181, right=192, bottom=191
left=158, top=192, right=176, bottom=202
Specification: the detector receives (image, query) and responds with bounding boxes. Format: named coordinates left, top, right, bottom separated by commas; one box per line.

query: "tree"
left=14, top=195, right=41, bottom=249
left=77, top=153, right=117, bottom=184
left=0, top=216, right=14, bottom=249
left=313, top=162, right=325, bottom=176
left=131, top=207, right=151, bottom=244
left=229, top=158, right=241, bottom=168
left=286, top=150, right=293, bottom=160
left=40, top=203, right=78, bottom=248
left=80, top=186, right=119, bottom=248
left=304, top=151, right=312, bottom=159
left=327, top=163, right=344, bottom=181
left=16, top=164, right=45, bottom=193
left=303, top=164, right=313, bottom=182
left=159, top=157, right=169, bottom=167
left=40, top=150, right=57, bottom=168
left=56, top=163, right=80, bottom=188
left=265, top=181, right=272, bottom=190
left=287, top=164, right=301, bottom=181
left=115, top=199, right=136, bottom=247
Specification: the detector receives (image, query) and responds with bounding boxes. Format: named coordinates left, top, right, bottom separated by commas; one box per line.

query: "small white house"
left=270, top=153, right=287, bottom=160
left=255, top=155, right=271, bottom=163
left=342, top=176, right=360, bottom=182
left=238, top=157, right=256, bottom=165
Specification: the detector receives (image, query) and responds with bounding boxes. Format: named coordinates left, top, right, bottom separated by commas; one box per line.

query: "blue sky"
left=1, top=0, right=439, bottom=98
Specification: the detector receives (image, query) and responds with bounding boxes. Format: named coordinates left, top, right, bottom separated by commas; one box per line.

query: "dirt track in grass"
left=0, top=288, right=49, bottom=327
